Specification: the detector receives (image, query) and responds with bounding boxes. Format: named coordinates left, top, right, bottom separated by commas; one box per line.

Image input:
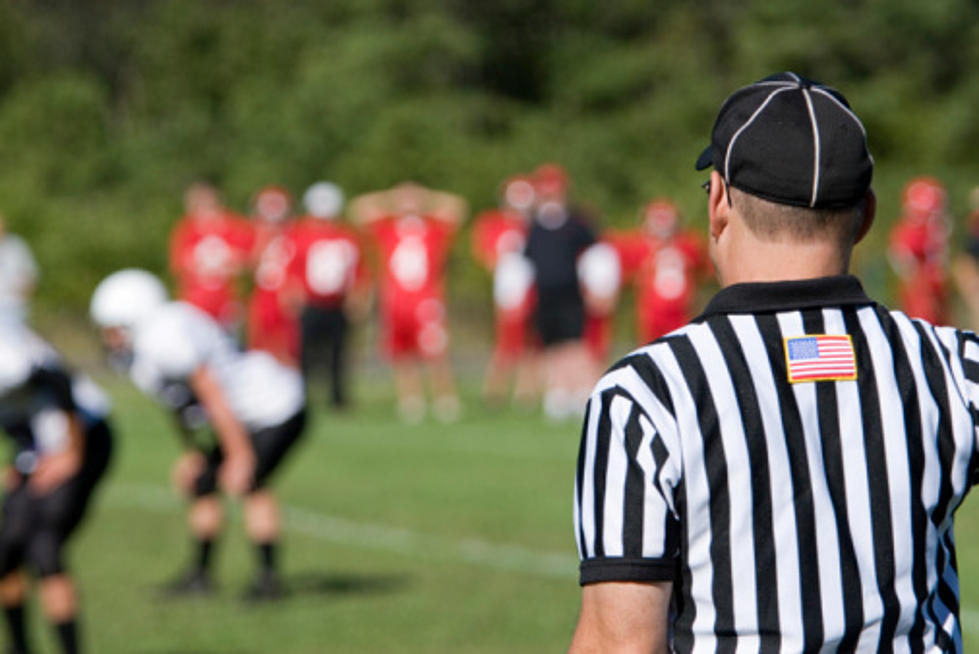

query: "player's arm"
left=349, top=190, right=392, bottom=225
left=188, top=364, right=255, bottom=495
left=345, top=241, right=374, bottom=322
left=424, top=189, right=468, bottom=226
left=569, top=581, right=672, bottom=654
left=29, top=366, right=84, bottom=492
left=572, top=373, right=681, bottom=653
left=30, top=411, right=84, bottom=493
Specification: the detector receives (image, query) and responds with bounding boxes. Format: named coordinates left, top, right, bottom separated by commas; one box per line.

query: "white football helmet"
left=90, top=269, right=168, bottom=330
left=303, top=181, right=344, bottom=220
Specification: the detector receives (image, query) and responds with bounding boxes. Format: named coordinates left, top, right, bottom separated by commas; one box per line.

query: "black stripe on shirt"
left=801, top=309, right=864, bottom=650
left=708, top=315, right=781, bottom=652
left=668, top=336, right=736, bottom=651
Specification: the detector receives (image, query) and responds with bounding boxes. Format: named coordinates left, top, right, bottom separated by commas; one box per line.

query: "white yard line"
left=104, top=482, right=576, bottom=580
left=101, top=482, right=979, bottom=638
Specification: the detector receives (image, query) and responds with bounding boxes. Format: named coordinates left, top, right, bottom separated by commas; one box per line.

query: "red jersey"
left=247, top=222, right=300, bottom=363
left=609, top=228, right=709, bottom=344
left=471, top=209, right=534, bottom=357
left=366, top=214, right=456, bottom=309
left=364, top=214, right=457, bottom=359
left=169, top=212, right=254, bottom=325
left=889, top=215, right=949, bottom=324
left=287, top=218, right=367, bottom=308
left=471, top=209, right=528, bottom=271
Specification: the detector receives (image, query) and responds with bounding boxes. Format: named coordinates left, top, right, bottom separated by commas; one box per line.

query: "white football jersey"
left=0, top=326, right=110, bottom=462
left=129, top=302, right=304, bottom=430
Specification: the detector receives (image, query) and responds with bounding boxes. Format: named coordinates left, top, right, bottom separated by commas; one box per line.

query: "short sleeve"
left=574, top=361, right=682, bottom=585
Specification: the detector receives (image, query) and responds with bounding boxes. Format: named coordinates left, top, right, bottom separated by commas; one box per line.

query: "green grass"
left=21, top=375, right=979, bottom=652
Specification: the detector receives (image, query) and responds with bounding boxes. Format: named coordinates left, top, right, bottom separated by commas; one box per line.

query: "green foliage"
left=1, top=0, right=979, bottom=313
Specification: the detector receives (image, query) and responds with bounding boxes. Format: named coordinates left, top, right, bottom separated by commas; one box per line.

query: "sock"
left=4, top=605, right=29, bottom=654
left=257, top=542, right=277, bottom=575
left=54, top=620, right=77, bottom=654
left=195, top=539, right=214, bottom=575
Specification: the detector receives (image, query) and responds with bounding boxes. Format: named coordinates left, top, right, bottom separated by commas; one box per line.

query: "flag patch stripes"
left=784, top=334, right=857, bottom=383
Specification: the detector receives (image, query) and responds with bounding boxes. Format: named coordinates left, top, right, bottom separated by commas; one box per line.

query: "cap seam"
left=801, top=88, right=821, bottom=208
left=724, top=86, right=794, bottom=184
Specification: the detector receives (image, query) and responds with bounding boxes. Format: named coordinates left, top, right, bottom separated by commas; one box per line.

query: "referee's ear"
left=853, top=189, right=876, bottom=245
left=707, top=170, right=729, bottom=242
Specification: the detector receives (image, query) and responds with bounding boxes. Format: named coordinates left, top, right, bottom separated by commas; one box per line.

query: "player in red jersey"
left=607, top=199, right=710, bottom=344
left=887, top=176, right=951, bottom=324
left=351, top=183, right=467, bottom=422
left=953, top=187, right=979, bottom=330
left=578, top=240, right=622, bottom=369
left=287, top=182, right=370, bottom=409
left=169, top=183, right=253, bottom=329
left=470, top=175, right=539, bottom=405
left=245, top=186, right=300, bottom=366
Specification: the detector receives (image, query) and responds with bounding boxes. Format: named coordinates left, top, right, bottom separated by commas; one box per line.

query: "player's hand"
left=172, top=451, right=206, bottom=493
left=218, top=448, right=255, bottom=497
left=30, top=450, right=81, bottom=494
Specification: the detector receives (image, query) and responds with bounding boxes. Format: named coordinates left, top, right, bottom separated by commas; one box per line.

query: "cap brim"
left=695, top=146, right=714, bottom=171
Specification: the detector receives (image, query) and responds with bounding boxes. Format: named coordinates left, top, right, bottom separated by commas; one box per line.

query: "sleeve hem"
left=578, top=557, right=675, bottom=586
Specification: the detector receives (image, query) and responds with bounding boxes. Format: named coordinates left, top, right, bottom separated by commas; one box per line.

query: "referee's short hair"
left=730, top=187, right=867, bottom=245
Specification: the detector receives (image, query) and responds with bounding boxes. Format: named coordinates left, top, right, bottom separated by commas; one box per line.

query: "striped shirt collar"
left=696, top=274, right=874, bottom=319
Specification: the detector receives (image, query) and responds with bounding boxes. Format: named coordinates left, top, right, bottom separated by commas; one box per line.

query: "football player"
left=351, top=183, right=466, bottom=423
left=888, top=176, right=951, bottom=324
left=0, top=326, right=113, bottom=654
left=168, top=183, right=253, bottom=330
left=90, top=269, right=306, bottom=600
left=246, top=186, right=300, bottom=366
left=287, top=182, right=370, bottom=409
left=470, top=175, right=538, bottom=405
left=606, top=199, right=710, bottom=344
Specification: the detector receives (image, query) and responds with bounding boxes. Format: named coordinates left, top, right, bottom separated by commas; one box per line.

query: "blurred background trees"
left=1, top=0, right=978, bottom=317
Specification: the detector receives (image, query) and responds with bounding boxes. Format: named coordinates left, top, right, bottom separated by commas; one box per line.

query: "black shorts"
left=192, top=408, right=307, bottom=497
left=0, top=419, right=113, bottom=577
left=535, top=286, right=585, bottom=346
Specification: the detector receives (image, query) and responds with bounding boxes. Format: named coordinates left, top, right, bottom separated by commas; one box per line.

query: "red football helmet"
left=901, top=177, right=946, bottom=221
left=533, top=163, right=569, bottom=199
left=643, top=199, right=680, bottom=239
left=501, top=175, right=536, bottom=213
left=253, top=185, right=292, bottom=223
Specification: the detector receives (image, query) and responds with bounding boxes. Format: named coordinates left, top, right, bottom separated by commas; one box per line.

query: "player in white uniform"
left=90, top=269, right=306, bottom=600
left=0, top=326, right=113, bottom=654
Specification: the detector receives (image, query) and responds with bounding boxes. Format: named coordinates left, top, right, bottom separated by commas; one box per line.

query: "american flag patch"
left=784, top=334, right=857, bottom=383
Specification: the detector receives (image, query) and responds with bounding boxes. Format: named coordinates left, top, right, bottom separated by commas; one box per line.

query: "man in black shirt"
left=522, top=164, right=597, bottom=420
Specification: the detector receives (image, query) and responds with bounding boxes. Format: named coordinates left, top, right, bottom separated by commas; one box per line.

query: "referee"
left=571, top=72, right=975, bottom=652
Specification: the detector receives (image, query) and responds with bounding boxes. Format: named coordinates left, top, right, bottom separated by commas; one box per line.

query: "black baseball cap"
left=695, top=72, right=873, bottom=209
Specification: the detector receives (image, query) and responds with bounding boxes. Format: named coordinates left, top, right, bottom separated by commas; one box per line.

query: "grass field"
left=23, top=373, right=979, bottom=653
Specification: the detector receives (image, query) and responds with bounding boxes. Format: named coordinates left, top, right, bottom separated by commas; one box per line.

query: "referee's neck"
left=711, top=216, right=853, bottom=287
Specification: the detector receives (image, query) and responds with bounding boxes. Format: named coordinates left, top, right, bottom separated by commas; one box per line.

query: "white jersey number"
left=306, top=240, right=358, bottom=295
left=389, top=236, right=429, bottom=292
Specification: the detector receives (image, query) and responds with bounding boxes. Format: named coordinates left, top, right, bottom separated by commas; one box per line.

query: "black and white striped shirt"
left=575, top=275, right=976, bottom=652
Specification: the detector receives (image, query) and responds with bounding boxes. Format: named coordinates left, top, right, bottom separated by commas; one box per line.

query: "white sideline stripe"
left=100, top=483, right=979, bottom=637
left=103, top=482, right=576, bottom=580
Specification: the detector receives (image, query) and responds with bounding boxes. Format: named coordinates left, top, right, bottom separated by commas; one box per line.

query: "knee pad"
left=26, top=531, right=64, bottom=578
